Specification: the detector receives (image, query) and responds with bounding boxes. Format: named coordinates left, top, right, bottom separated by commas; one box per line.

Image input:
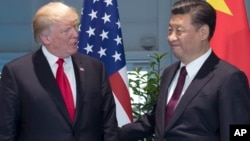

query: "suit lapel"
left=71, top=54, right=86, bottom=125
left=166, top=52, right=220, bottom=130
left=33, top=48, right=72, bottom=124
left=157, top=63, right=180, bottom=132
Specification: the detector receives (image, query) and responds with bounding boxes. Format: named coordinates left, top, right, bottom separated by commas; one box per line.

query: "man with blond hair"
left=0, top=2, right=119, bottom=141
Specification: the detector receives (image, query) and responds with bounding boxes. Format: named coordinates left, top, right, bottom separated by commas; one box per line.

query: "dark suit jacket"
left=0, top=48, right=119, bottom=141
left=119, top=52, right=250, bottom=141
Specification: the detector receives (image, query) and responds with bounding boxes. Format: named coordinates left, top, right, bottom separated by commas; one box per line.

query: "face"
left=168, top=14, right=208, bottom=64
left=43, top=20, right=79, bottom=58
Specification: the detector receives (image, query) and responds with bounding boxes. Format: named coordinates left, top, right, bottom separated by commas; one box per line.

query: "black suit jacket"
left=0, top=48, right=119, bottom=141
left=119, top=52, right=250, bottom=141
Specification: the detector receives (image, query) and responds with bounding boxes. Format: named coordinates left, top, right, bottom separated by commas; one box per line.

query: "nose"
left=72, top=27, right=79, bottom=38
left=168, top=31, right=177, bottom=42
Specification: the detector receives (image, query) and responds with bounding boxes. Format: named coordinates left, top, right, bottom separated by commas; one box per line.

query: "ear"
left=199, top=24, right=209, bottom=40
left=39, top=34, right=50, bottom=45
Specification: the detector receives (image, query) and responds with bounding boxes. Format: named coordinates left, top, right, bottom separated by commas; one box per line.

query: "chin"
left=69, top=48, right=78, bottom=55
left=72, top=50, right=78, bottom=54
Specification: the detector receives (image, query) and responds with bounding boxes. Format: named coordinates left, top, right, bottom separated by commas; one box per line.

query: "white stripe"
left=118, top=66, right=130, bottom=93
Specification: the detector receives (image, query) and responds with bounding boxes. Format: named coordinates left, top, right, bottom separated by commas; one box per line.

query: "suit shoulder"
left=73, top=53, right=104, bottom=66
left=211, top=60, right=249, bottom=85
left=3, top=53, right=33, bottom=68
left=217, top=60, right=242, bottom=74
left=162, top=62, right=180, bottom=74
left=74, top=53, right=98, bottom=60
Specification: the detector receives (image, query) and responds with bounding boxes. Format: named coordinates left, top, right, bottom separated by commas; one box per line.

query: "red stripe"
left=109, top=72, right=133, bottom=122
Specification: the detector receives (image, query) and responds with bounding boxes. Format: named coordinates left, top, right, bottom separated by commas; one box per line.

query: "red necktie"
left=165, top=66, right=187, bottom=126
left=56, top=58, right=75, bottom=122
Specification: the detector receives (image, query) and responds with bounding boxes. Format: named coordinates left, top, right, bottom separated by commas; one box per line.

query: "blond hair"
left=32, top=2, right=79, bottom=43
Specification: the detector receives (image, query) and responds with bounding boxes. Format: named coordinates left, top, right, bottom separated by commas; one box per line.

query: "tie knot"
left=180, top=66, right=187, bottom=76
left=57, top=58, right=64, bottom=66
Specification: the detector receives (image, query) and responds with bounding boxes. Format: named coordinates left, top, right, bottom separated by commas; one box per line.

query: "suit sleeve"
left=0, top=65, right=20, bottom=141
left=100, top=63, right=120, bottom=141
left=219, top=70, right=250, bottom=141
left=119, top=106, right=155, bottom=141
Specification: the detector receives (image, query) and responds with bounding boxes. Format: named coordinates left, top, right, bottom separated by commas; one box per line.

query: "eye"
left=168, top=28, right=173, bottom=34
left=63, top=28, right=70, bottom=33
left=176, top=28, right=184, bottom=36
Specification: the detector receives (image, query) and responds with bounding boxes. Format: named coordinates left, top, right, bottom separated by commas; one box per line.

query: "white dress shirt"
left=167, top=49, right=212, bottom=106
left=42, top=46, right=77, bottom=107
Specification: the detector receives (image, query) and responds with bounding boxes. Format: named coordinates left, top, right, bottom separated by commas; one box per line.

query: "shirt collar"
left=41, top=45, right=72, bottom=67
left=181, top=48, right=212, bottom=78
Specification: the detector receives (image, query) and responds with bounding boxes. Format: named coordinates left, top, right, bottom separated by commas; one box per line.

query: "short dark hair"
left=171, top=0, right=216, bottom=41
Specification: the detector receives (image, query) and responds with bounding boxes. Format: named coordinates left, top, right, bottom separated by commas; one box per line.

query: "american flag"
left=78, top=0, right=133, bottom=126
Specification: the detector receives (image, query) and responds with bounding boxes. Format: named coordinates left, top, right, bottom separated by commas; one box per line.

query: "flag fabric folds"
left=207, top=0, right=250, bottom=83
left=78, top=0, right=133, bottom=126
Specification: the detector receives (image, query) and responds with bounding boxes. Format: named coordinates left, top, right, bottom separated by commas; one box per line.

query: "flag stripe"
left=113, top=94, right=131, bottom=126
left=109, top=72, right=133, bottom=122
left=78, top=0, right=133, bottom=126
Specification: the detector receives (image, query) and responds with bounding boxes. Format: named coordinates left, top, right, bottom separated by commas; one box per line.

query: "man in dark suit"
left=0, top=2, right=119, bottom=141
left=119, top=0, right=250, bottom=141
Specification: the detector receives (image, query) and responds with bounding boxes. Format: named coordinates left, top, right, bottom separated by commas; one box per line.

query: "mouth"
left=168, top=41, right=180, bottom=47
left=170, top=44, right=181, bottom=48
left=71, top=41, right=78, bottom=47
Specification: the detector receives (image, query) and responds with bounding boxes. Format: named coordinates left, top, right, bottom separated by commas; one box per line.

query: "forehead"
left=52, top=19, right=78, bottom=27
left=169, top=14, right=192, bottom=27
